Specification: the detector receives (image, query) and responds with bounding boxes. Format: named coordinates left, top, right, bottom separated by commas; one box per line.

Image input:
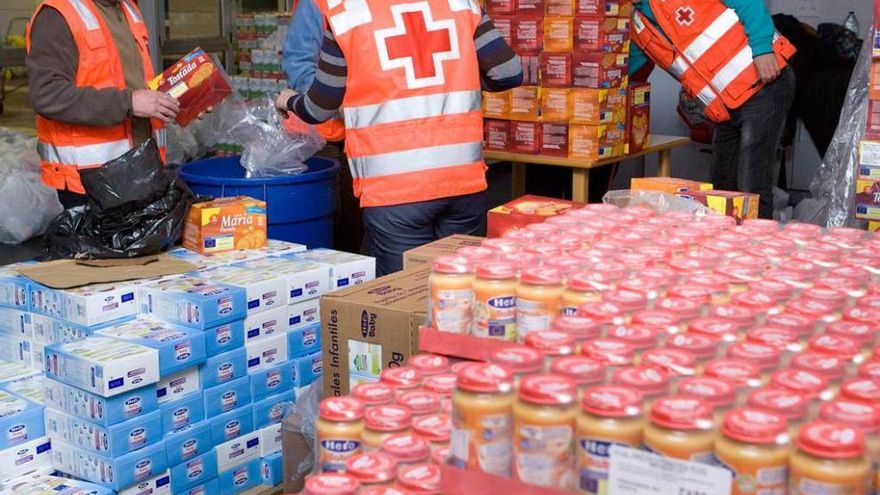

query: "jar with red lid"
left=765, top=312, right=816, bottom=339
left=603, top=289, right=649, bottom=314
left=638, top=267, right=677, bottom=289
left=550, top=356, right=604, bottom=398
left=860, top=295, right=880, bottom=312
left=346, top=453, right=398, bottom=488
left=843, top=306, right=880, bottom=341
left=525, top=330, right=575, bottom=367
left=684, top=247, right=726, bottom=269
left=363, top=405, right=413, bottom=451
left=455, top=246, right=499, bottom=265
left=790, top=422, right=870, bottom=493
left=380, top=434, right=431, bottom=466
left=431, top=445, right=450, bottom=465
left=428, top=256, right=473, bottom=334
left=790, top=353, right=846, bottom=394
left=713, top=408, right=790, bottom=495
left=769, top=369, right=831, bottom=417
left=607, top=325, right=662, bottom=357
left=666, top=284, right=713, bottom=307
left=829, top=265, right=872, bottom=285
left=591, top=240, right=627, bottom=256
left=523, top=223, right=559, bottom=238
left=481, top=238, right=521, bottom=254
left=687, top=273, right=733, bottom=305
left=808, top=333, right=864, bottom=372
left=616, top=252, right=657, bottom=272
left=304, top=473, right=361, bottom=495
left=665, top=333, right=718, bottom=368
left=450, top=363, right=514, bottom=477
left=765, top=268, right=812, bottom=291
left=353, top=383, right=396, bottom=407
left=412, top=413, right=451, bottom=453
left=612, top=366, right=670, bottom=413
left=655, top=297, right=705, bottom=324
left=827, top=320, right=877, bottom=356
left=709, top=304, right=760, bottom=330
left=550, top=315, right=601, bottom=345
left=498, top=252, right=540, bottom=273
left=580, top=339, right=635, bottom=380
left=589, top=260, right=629, bottom=289
left=361, top=486, right=407, bottom=495
left=745, top=326, right=802, bottom=357
left=703, top=359, right=762, bottom=405
left=816, top=276, right=866, bottom=302
left=545, top=256, right=584, bottom=274
left=726, top=342, right=782, bottom=381
left=643, top=396, right=716, bottom=462
left=748, top=279, right=795, bottom=302
left=641, top=348, right=698, bottom=383
left=859, top=361, right=880, bottom=381
left=677, top=377, right=736, bottom=425
left=317, top=397, right=366, bottom=472
left=687, top=318, right=739, bottom=353
left=397, top=390, right=441, bottom=419
left=396, top=464, right=441, bottom=495
left=784, top=258, right=823, bottom=281
left=472, top=262, right=518, bottom=341
left=731, top=290, right=782, bottom=318
left=802, top=286, right=849, bottom=315
left=785, top=298, right=837, bottom=327
left=517, top=267, right=564, bottom=341
left=577, top=301, right=627, bottom=333
left=782, top=222, right=823, bottom=241
left=380, top=368, right=423, bottom=397
left=489, top=346, right=543, bottom=386
left=526, top=243, right=565, bottom=264
left=746, top=387, right=809, bottom=438
left=618, top=276, right=666, bottom=304
left=408, top=355, right=450, bottom=378
left=840, top=378, right=880, bottom=405
left=819, top=400, right=880, bottom=494
left=512, top=374, right=578, bottom=490
left=631, top=309, right=683, bottom=336
left=422, top=374, right=456, bottom=414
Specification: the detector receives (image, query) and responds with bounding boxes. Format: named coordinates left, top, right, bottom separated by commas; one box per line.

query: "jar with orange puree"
left=380, top=367, right=423, bottom=397
left=407, top=354, right=450, bottom=377
left=677, top=377, right=735, bottom=426
left=790, top=422, right=871, bottom=494
left=517, top=267, right=564, bottom=341
left=792, top=353, right=846, bottom=394
left=450, top=363, right=515, bottom=477
left=576, top=385, right=644, bottom=495
left=345, top=453, right=397, bottom=488
left=612, top=366, right=670, bottom=413
left=317, top=397, right=366, bottom=472
left=631, top=309, right=683, bottom=336
left=643, top=396, right=715, bottom=463
left=512, top=374, right=578, bottom=490
left=525, top=330, right=575, bottom=367
left=641, top=348, right=698, bottom=383
left=769, top=369, right=831, bottom=417
left=746, top=388, right=809, bottom=438
left=362, top=405, right=412, bottom=451
left=563, top=274, right=603, bottom=316
left=412, top=413, right=450, bottom=453
left=578, top=301, right=628, bottom=333
left=397, top=390, right=441, bottom=418
left=703, top=359, right=762, bottom=405
left=607, top=325, right=661, bottom=358
left=422, top=374, right=456, bottom=414
left=490, top=346, right=543, bottom=386
left=819, top=400, right=880, bottom=495
left=581, top=339, right=635, bottom=380
left=726, top=342, right=782, bottom=381
left=551, top=315, right=601, bottom=346
left=428, top=256, right=474, bottom=334
left=714, top=408, right=790, bottom=495
left=380, top=434, right=431, bottom=466
left=472, top=262, right=518, bottom=341
left=304, top=473, right=361, bottom=495
left=352, top=383, right=396, bottom=407
left=665, top=333, right=718, bottom=369
left=551, top=357, right=604, bottom=399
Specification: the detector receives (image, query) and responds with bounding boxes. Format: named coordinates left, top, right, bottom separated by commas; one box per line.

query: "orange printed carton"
left=487, top=195, right=583, bottom=237
left=630, top=177, right=713, bottom=194
left=570, top=88, right=627, bottom=125
left=183, top=196, right=268, bottom=254
left=148, top=48, right=232, bottom=127
left=680, top=190, right=759, bottom=224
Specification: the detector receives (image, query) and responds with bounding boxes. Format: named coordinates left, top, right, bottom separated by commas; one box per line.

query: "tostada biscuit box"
left=148, top=48, right=233, bottom=127
left=183, top=196, right=267, bottom=255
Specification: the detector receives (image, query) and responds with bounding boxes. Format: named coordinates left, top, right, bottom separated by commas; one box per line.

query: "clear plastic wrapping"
left=602, top=189, right=714, bottom=216
left=282, top=382, right=322, bottom=493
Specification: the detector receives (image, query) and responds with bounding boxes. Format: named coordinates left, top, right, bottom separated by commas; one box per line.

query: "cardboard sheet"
left=18, top=255, right=196, bottom=289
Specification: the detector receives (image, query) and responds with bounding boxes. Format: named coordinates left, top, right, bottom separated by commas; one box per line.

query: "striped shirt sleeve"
left=475, top=13, right=523, bottom=92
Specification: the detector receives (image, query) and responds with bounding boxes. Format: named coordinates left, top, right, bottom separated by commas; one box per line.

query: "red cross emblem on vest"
left=676, top=6, right=695, bottom=26
left=375, top=2, right=460, bottom=89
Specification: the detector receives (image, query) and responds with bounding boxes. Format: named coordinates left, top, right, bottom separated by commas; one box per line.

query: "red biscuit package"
left=487, top=0, right=515, bottom=15
left=540, top=53, right=573, bottom=88
left=574, top=16, right=630, bottom=52
left=513, top=16, right=543, bottom=55
left=545, top=0, right=575, bottom=17
left=511, top=122, right=542, bottom=154
left=493, top=16, right=514, bottom=46
left=515, top=0, right=544, bottom=16
left=148, top=48, right=232, bottom=127
left=576, top=0, right=630, bottom=16
left=543, top=17, right=574, bottom=52
left=509, top=86, right=541, bottom=121
left=626, top=82, right=651, bottom=154
left=541, top=123, right=569, bottom=157
left=572, top=52, right=629, bottom=89
left=484, top=120, right=512, bottom=151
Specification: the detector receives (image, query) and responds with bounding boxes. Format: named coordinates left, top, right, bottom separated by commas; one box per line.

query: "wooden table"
left=485, top=134, right=690, bottom=203
left=243, top=485, right=283, bottom=495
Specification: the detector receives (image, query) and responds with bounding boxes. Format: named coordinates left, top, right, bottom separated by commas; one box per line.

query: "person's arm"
left=475, top=13, right=522, bottom=92
left=282, top=0, right=325, bottom=92
left=722, top=0, right=779, bottom=83
left=280, top=28, right=346, bottom=124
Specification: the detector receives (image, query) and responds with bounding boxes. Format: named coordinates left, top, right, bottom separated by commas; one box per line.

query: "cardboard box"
left=487, top=0, right=515, bottom=16
left=483, top=90, right=511, bottom=119
left=0, top=436, right=52, bottom=480
left=0, top=362, right=37, bottom=385
left=512, top=16, right=543, bottom=55
left=159, top=392, right=204, bottom=432
left=487, top=195, right=582, bottom=237
left=681, top=190, right=759, bottom=223
left=140, top=276, right=247, bottom=330
left=542, top=123, right=570, bottom=157
left=543, top=17, right=574, bottom=52
left=572, top=52, right=629, bottom=88
left=29, top=282, right=138, bottom=328
left=148, top=48, right=232, bottom=127
left=96, top=317, right=207, bottom=377
left=856, top=179, right=880, bottom=221
left=510, top=122, right=542, bottom=154
left=259, top=424, right=283, bottom=457
left=871, top=61, right=880, bottom=100
left=245, top=331, right=289, bottom=373
left=575, top=0, right=631, bottom=15
left=292, top=351, right=323, bottom=387
left=171, top=449, right=218, bottom=493
left=165, top=421, right=213, bottom=465
left=321, top=269, right=430, bottom=396
left=243, top=306, right=287, bottom=344
left=261, top=451, right=283, bottom=485
left=402, top=234, right=485, bottom=270
left=118, top=470, right=171, bottom=495
left=287, top=298, right=321, bottom=330
left=2, top=472, right=112, bottom=495
left=515, top=0, right=543, bottom=16
left=288, top=323, right=321, bottom=358
left=43, top=376, right=157, bottom=427
left=859, top=140, right=880, bottom=179
left=574, top=16, right=630, bottom=52
left=183, top=197, right=267, bottom=255
left=236, top=258, right=333, bottom=306
left=626, top=82, right=651, bottom=154
left=568, top=124, right=626, bottom=161
left=289, top=249, right=376, bottom=290
left=45, top=336, right=160, bottom=397
left=570, top=87, right=627, bottom=125
left=541, top=87, right=571, bottom=122
left=485, top=119, right=512, bottom=151
left=509, top=86, right=541, bottom=121
left=44, top=408, right=163, bottom=457
left=540, top=53, right=572, bottom=88
left=177, top=478, right=218, bottom=495
left=157, top=366, right=202, bottom=404
left=630, top=177, right=713, bottom=194
left=545, top=0, right=574, bottom=16
left=521, top=55, right=540, bottom=85
left=0, top=391, right=45, bottom=449
left=200, top=348, right=247, bottom=389
left=869, top=221, right=880, bottom=232
left=50, top=439, right=168, bottom=490
left=218, top=458, right=261, bottom=495
left=198, top=266, right=286, bottom=316
left=493, top=15, right=514, bottom=45
left=215, top=430, right=261, bottom=472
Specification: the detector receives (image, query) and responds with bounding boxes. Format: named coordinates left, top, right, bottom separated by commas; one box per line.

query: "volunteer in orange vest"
left=275, top=0, right=522, bottom=275
left=26, top=0, right=177, bottom=209
left=630, top=0, right=796, bottom=219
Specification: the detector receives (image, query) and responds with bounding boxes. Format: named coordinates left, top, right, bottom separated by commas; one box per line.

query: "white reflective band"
left=345, top=90, right=480, bottom=129
left=67, top=0, right=100, bottom=30
left=710, top=45, right=753, bottom=94
left=154, top=129, right=167, bottom=148
left=670, top=56, right=688, bottom=78
left=696, top=86, right=717, bottom=106
left=38, top=139, right=131, bottom=168
left=632, top=11, right=646, bottom=33
left=121, top=0, right=142, bottom=23
left=682, top=8, right=739, bottom=63
left=447, top=0, right=480, bottom=14
left=350, top=141, right=482, bottom=178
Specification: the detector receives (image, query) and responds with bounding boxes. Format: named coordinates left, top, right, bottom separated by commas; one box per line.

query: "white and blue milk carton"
left=214, top=430, right=261, bottom=472
left=29, top=282, right=138, bottom=327
left=218, top=458, right=261, bottom=495
left=42, top=376, right=158, bottom=426
left=209, top=404, right=254, bottom=445
left=1, top=373, right=44, bottom=404
left=96, top=317, right=207, bottom=377
left=49, top=438, right=168, bottom=490
left=165, top=420, right=213, bottom=465
left=170, top=449, right=218, bottom=493
left=259, top=423, right=282, bottom=457
left=203, top=376, right=252, bottom=418
left=0, top=361, right=37, bottom=385
left=252, top=390, right=294, bottom=430
left=0, top=390, right=45, bottom=449
left=288, top=323, right=321, bottom=358
left=43, top=408, right=163, bottom=457
left=117, top=470, right=172, bottom=495
left=233, top=257, right=331, bottom=305
left=139, top=276, right=246, bottom=330
left=159, top=392, right=205, bottom=432
left=243, top=306, right=287, bottom=343
left=200, top=348, right=247, bottom=389
left=286, top=298, right=320, bottom=331
left=288, top=249, right=376, bottom=289
left=197, top=266, right=286, bottom=316
left=156, top=366, right=202, bottom=405
left=249, top=360, right=294, bottom=401
left=245, top=331, right=289, bottom=374
left=292, top=351, right=323, bottom=387
left=31, top=313, right=112, bottom=345
left=0, top=307, right=31, bottom=336
left=173, top=477, right=218, bottom=495
left=203, top=320, right=245, bottom=357
left=260, top=452, right=283, bottom=486
left=44, top=336, right=160, bottom=397
left=0, top=435, right=52, bottom=480
left=0, top=263, right=31, bottom=310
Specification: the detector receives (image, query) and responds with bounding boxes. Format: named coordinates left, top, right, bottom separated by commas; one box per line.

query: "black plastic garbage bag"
left=42, top=139, right=198, bottom=260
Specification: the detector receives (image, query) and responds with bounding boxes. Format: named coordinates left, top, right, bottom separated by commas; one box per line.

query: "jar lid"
left=456, top=362, right=513, bottom=393
left=745, top=326, right=800, bottom=351
left=346, top=453, right=398, bottom=484
left=524, top=223, right=558, bottom=235
left=840, top=379, right=880, bottom=404
left=590, top=260, right=629, bottom=283
left=746, top=388, right=808, bottom=421
left=380, top=434, right=431, bottom=463
left=714, top=265, right=761, bottom=283
left=525, top=330, right=575, bottom=356
left=431, top=446, right=450, bottom=466
left=742, top=217, right=780, bottom=230
left=430, top=256, right=472, bottom=275
left=826, top=321, right=874, bottom=344
left=580, top=339, right=635, bottom=366
left=449, top=361, right=475, bottom=375
left=858, top=361, right=880, bottom=381
left=408, top=355, right=450, bottom=376
left=364, top=405, right=413, bottom=431
left=677, top=377, right=735, bottom=408
left=843, top=306, right=880, bottom=326
left=807, top=334, right=861, bottom=360
left=731, top=291, right=778, bottom=312
left=796, top=422, right=865, bottom=459
left=721, top=408, right=788, bottom=445
left=545, top=256, right=584, bottom=273
left=859, top=295, right=880, bottom=311
left=550, top=316, right=601, bottom=340
left=607, top=325, right=661, bottom=350
left=411, top=414, right=451, bottom=442
left=785, top=299, right=834, bottom=319
left=790, top=353, right=846, bottom=382
left=715, top=231, right=750, bottom=248
left=703, top=359, right=761, bottom=389
left=828, top=266, right=870, bottom=284
left=748, top=279, right=794, bottom=301
left=592, top=240, right=627, bottom=254
left=481, top=238, right=520, bottom=254
left=801, top=287, right=848, bottom=309
left=519, top=374, right=577, bottom=405
left=726, top=342, right=781, bottom=370
left=782, top=259, right=820, bottom=278
left=603, top=290, right=649, bottom=312
left=631, top=309, right=681, bottom=329
left=630, top=224, right=662, bottom=238
left=709, top=304, right=758, bottom=328
left=520, top=267, right=564, bottom=286
left=641, top=348, right=697, bottom=377
left=765, top=313, right=814, bottom=337
left=616, top=252, right=654, bottom=269
left=360, top=487, right=407, bottom=495
left=455, top=246, right=497, bottom=264
left=649, top=396, right=714, bottom=431
left=582, top=385, right=643, bottom=418
left=819, top=401, right=880, bottom=434
left=656, top=298, right=703, bottom=320
left=764, top=269, right=808, bottom=285
left=577, top=302, right=625, bottom=323
left=612, top=366, right=670, bottom=397
left=498, top=252, right=540, bottom=270
left=474, top=262, right=518, bottom=280
left=489, top=347, right=543, bottom=375
left=748, top=244, right=788, bottom=260
left=550, top=356, right=604, bottom=385
left=381, top=368, right=423, bottom=389
left=352, top=383, right=396, bottom=406
left=639, top=267, right=676, bottom=283
left=320, top=397, right=366, bottom=422
left=700, top=213, right=737, bottom=227
left=687, top=273, right=730, bottom=293
left=684, top=247, right=724, bottom=267
left=666, top=333, right=717, bottom=360
left=524, top=243, right=563, bottom=258
left=687, top=318, right=739, bottom=342
left=305, top=474, right=361, bottom=495
left=769, top=369, right=828, bottom=400
left=668, top=259, right=710, bottom=276
left=397, top=390, right=441, bottom=416
left=783, top=222, right=822, bottom=237
left=730, top=254, right=769, bottom=271
left=815, top=277, right=860, bottom=294
left=422, top=374, right=456, bottom=397
left=397, top=464, right=442, bottom=493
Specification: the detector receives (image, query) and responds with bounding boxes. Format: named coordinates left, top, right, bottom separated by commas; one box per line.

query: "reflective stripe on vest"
left=37, top=139, right=132, bottom=168
left=344, top=90, right=480, bottom=129
left=120, top=0, right=142, bottom=23
left=350, top=141, right=482, bottom=178
left=68, top=0, right=100, bottom=30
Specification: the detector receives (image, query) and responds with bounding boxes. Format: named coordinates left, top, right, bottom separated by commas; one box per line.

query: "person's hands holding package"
left=275, top=89, right=313, bottom=134
left=132, top=89, right=180, bottom=123
left=275, top=89, right=297, bottom=119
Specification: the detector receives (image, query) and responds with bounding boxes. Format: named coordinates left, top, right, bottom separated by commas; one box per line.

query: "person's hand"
left=132, top=90, right=180, bottom=123
left=754, top=53, right=780, bottom=84
left=197, top=106, right=214, bottom=121
left=275, top=89, right=297, bottom=118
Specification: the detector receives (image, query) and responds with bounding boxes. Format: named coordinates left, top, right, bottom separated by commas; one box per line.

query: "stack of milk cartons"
left=0, top=361, right=50, bottom=484
left=0, top=263, right=38, bottom=371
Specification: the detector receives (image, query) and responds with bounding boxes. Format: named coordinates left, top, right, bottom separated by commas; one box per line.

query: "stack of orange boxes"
left=483, top=0, right=648, bottom=160
left=858, top=2, right=880, bottom=229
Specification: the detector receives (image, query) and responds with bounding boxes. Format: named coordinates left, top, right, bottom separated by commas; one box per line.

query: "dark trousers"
left=362, top=191, right=487, bottom=276
left=316, top=141, right=364, bottom=254
left=711, top=67, right=796, bottom=219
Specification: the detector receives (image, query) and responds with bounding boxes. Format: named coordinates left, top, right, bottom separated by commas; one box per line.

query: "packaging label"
left=348, top=340, right=383, bottom=378
left=608, top=446, right=731, bottom=495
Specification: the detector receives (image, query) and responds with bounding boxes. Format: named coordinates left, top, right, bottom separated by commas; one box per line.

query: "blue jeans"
left=362, top=191, right=487, bottom=276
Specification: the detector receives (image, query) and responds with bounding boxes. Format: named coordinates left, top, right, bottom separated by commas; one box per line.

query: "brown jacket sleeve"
left=26, top=6, right=132, bottom=126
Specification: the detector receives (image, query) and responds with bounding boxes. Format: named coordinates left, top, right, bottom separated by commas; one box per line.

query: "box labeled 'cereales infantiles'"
left=44, top=408, right=163, bottom=457
left=43, top=376, right=157, bottom=426
left=139, top=276, right=247, bottom=330
left=44, top=336, right=159, bottom=397
left=287, top=249, right=376, bottom=289
left=48, top=438, right=168, bottom=490
left=165, top=420, right=213, bottom=466
left=156, top=366, right=201, bottom=405
left=96, top=317, right=207, bottom=377
left=233, top=257, right=332, bottom=305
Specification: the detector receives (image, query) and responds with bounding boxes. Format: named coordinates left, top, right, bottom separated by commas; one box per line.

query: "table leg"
left=658, top=149, right=672, bottom=177
left=511, top=161, right=526, bottom=199
left=572, top=168, right=589, bottom=203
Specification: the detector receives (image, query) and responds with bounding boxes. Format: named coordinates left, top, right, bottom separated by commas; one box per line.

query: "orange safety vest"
left=320, top=0, right=487, bottom=207
left=26, top=0, right=166, bottom=194
left=631, top=0, right=796, bottom=123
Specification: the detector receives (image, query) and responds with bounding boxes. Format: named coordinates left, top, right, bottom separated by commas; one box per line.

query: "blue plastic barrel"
left=179, top=156, right=338, bottom=248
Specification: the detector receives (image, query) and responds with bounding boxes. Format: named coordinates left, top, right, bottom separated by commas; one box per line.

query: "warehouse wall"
left=0, top=0, right=37, bottom=41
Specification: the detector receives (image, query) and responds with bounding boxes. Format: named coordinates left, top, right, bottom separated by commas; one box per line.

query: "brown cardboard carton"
left=483, top=90, right=511, bottom=119
left=570, top=87, right=627, bottom=125
left=321, top=269, right=430, bottom=396
left=543, top=17, right=574, bottom=52
left=541, top=123, right=569, bottom=157
left=487, top=195, right=582, bottom=237
left=574, top=16, right=630, bottom=52
left=513, top=16, right=543, bottom=55
left=572, top=52, right=629, bottom=89
left=510, top=86, right=542, bottom=121
left=568, top=124, right=626, bottom=160
left=403, top=235, right=485, bottom=270
left=541, top=88, right=571, bottom=122
left=539, top=53, right=573, bottom=88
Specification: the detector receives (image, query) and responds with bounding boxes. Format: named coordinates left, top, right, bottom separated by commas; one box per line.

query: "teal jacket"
left=629, top=0, right=776, bottom=75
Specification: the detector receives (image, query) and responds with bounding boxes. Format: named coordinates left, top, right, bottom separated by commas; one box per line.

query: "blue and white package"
left=2, top=472, right=113, bottom=495
left=243, top=306, right=287, bottom=343
left=233, top=257, right=331, bottom=305
left=0, top=361, right=37, bottom=385
left=139, top=276, right=246, bottom=330
left=292, top=351, right=323, bottom=387
left=44, top=336, right=160, bottom=397
left=287, top=323, right=321, bottom=358
left=118, top=470, right=171, bottom=495
left=43, top=376, right=157, bottom=426
left=49, top=438, right=168, bottom=490
left=29, top=282, right=138, bottom=327
left=197, top=267, right=286, bottom=316
left=218, top=458, right=261, bottom=495
left=209, top=404, right=254, bottom=445
left=245, top=331, right=289, bottom=374
left=204, top=320, right=245, bottom=357
left=173, top=478, right=218, bottom=495
left=165, top=421, right=213, bottom=465
left=2, top=373, right=44, bottom=404
left=44, top=408, right=162, bottom=457
left=252, top=390, right=294, bottom=430
left=30, top=313, right=115, bottom=345
left=260, top=452, right=283, bottom=486
left=289, top=248, right=376, bottom=289
left=159, top=392, right=205, bottom=432
left=0, top=263, right=31, bottom=310
left=0, top=435, right=52, bottom=480
left=260, top=239, right=308, bottom=257
left=200, top=348, right=247, bottom=389
left=167, top=246, right=264, bottom=271
left=170, top=448, right=218, bottom=493
left=203, top=376, right=252, bottom=418
left=0, top=307, right=31, bottom=336
left=0, top=334, right=33, bottom=369
left=215, top=430, right=260, bottom=472
left=0, top=390, right=45, bottom=449
left=286, top=298, right=320, bottom=330
left=96, top=317, right=207, bottom=376
left=259, top=423, right=282, bottom=456
left=156, top=366, right=201, bottom=404
left=249, top=360, right=294, bottom=401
